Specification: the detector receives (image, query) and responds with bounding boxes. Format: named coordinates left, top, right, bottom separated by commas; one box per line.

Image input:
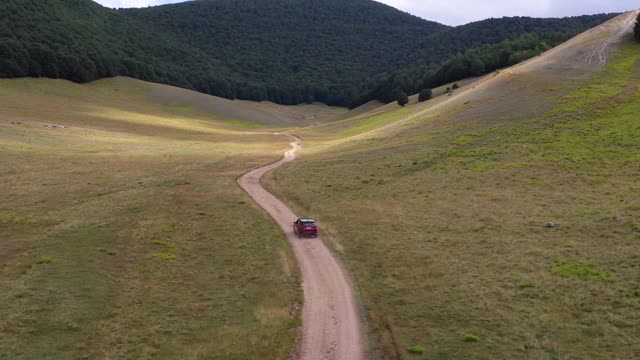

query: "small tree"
left=397, top=92, right=409, bottom=107
left=635, top=13, right=640, bottom=42
left=452, top=83, right=459, bottom=90
left=418, top=89, right=432, bottom=102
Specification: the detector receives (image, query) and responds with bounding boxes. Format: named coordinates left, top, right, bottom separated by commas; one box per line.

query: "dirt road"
left=238, top=136, right=363, bottom=360
left=585, top=10, right=639, bottom=66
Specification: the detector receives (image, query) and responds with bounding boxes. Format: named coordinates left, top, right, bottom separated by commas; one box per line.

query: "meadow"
left=266, top=41, right=640, bottom=359
left=0, top=78, right=303, bottom=359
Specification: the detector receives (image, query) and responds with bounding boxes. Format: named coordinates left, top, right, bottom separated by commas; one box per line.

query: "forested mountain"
left=121, top=0, right=449, bottom=105
left=0, top=0, right=251, bottom=92
left=0, top=0, right=617, bottom=106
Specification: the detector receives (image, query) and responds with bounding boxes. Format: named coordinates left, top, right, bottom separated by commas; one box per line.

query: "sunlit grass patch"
left=464, top=335, right=480, bottom=343
left=407, top=345, right=426, bottom=354
left=35, top=256, right=53, bottom=264
left=552, top=260, right=614, bottom=283
left=160, top=224, right=176, bottom=233
left=518, top=281, right=535, bottom=289
left=551, top=44, right=639, bottom=113
left=0, top=214, right=30, bottom=224
left=152, top=252, right=177, bottom=260
left=343, top=107, right=411, bottom=136
left=151, top=239, right=181, bottom=260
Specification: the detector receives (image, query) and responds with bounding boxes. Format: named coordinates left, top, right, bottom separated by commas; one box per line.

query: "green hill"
left=0, top=0, right=616, bottom=106
left=265, top=12, right=640, bottom=359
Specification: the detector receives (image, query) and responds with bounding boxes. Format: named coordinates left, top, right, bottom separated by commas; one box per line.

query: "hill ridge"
left=0, top=0, right=618, bottom=106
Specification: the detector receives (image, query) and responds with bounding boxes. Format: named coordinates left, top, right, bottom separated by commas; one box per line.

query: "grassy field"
left=266, top=40, right=640, bottom=359
left=0, top=78, right=302, bottom=359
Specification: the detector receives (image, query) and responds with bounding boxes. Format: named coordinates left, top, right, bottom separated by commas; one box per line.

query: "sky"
left=93, top=0, right=638, bottom=26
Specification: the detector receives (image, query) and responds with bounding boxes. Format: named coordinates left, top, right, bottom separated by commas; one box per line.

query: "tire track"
left=586, top=10, right=638, bottom=66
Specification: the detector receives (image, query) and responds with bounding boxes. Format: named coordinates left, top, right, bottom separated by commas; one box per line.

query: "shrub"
left=452, top=83, right=459, bottom=90
left=464, top=335, right=480, bottom=342
left=397, top=92, right=409, bottom=107
left=407, top=345, right=426, bottom=354
left=418, top=89, right=432, bottom=102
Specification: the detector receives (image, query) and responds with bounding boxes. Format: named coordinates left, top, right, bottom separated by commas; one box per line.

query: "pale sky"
left=93, top=0, right=638, bottom=25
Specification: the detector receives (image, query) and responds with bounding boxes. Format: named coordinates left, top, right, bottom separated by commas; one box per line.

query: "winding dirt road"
left=585, top=10, right=639, bottom=66
left=238, top=136, right=363, bottom=360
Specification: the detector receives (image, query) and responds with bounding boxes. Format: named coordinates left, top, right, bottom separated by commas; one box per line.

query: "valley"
left=1, top=2, right=639, bottom=360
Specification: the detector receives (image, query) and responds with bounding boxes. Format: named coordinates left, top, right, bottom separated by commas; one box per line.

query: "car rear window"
left=301, top=219, right=315, bottom=224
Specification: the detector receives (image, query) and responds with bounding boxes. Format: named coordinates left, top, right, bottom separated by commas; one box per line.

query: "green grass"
left=266, top=40, right=640, bottom=359
left=0, top=77, right=300, bottom=359
left=552, top=261, right=615, bottom=283
left=0, top=214, right=30, bottom=224
left=464, top=335, right=480, bottom=343
left=152, top=252, right=178, bottom=260
left=406, top=345, right=426, bottom=354
left=518, top=282, right=535, bottom=289
left=35, top=256, right=53, bottom=264
left=343, top=107, right=412, bottom=136
left=552, top=261, right=615, bottom=282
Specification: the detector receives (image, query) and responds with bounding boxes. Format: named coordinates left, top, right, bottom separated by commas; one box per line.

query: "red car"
left=293, top=218, right=318, bottom=238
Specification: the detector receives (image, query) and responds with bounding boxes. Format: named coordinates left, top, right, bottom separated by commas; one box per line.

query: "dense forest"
left=0, top=0, right=617, bottom=107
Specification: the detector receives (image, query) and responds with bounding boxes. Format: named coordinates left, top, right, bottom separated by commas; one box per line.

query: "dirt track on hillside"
left=238, top=136, right=362, bottom=360
left=585, top=10, right=638, bottom=66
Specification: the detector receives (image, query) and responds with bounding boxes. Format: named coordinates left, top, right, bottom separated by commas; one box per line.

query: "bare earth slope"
left=239, top=137, right=362, bottom=360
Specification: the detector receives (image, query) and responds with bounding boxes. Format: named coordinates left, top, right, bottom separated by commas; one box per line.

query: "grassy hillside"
left=1, top=0, right=615, bottom=106
left=266, top=31, right=640, bottom=359
left=0, top=77, right=302, bottom=359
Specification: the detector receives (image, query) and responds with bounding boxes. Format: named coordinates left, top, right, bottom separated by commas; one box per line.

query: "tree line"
left=358, top=31, right=579, bottom=107
left=0, top=0, right=618, bottom=107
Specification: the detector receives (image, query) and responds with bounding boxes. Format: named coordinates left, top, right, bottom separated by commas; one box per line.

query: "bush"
left=397, top=92, right=409, bottom=107
left=407, top=345, right=426, bottom=354
left=464, top=335, right=480, bottom=342
left=418, top=89, right=432, bottom=102
left=452, top=83, right=459, bottom=90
